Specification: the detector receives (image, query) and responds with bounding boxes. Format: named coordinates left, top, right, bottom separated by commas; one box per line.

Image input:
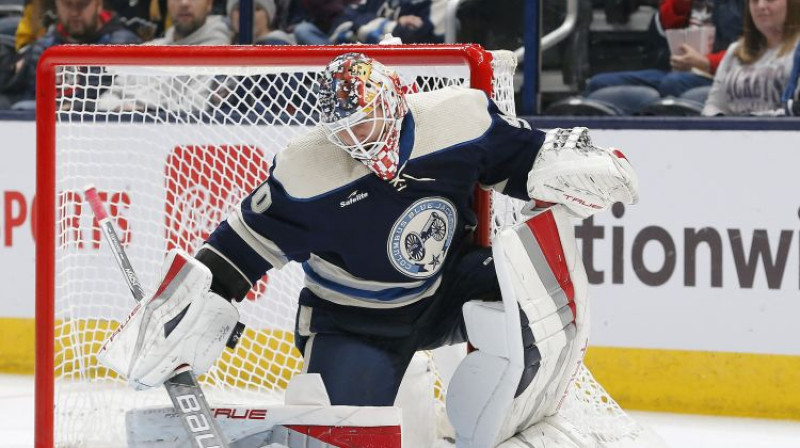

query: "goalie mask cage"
left=36, top=44, right=659, bottom=448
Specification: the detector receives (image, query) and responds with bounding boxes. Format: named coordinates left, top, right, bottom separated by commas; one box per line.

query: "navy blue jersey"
left=204, top=86, right=545, bottom=308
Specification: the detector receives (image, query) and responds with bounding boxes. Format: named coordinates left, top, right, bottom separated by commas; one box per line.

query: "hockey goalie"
left=97, top=52, right=639, bottom=448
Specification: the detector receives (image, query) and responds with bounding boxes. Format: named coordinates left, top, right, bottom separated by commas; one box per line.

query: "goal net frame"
left=35, top=44, right=660, bottom=448
left=35, top=44, right=514, bottom=448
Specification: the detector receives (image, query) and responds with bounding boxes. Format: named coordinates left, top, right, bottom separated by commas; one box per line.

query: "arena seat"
left=638, top=97, right=703, bottom=116
left=544, top=96, right=622, bottom=116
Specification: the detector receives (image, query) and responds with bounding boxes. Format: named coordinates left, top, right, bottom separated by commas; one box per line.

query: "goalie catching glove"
left=527, top=127, right=638, bottom=219
left=97, top=249, right=240, bottom=390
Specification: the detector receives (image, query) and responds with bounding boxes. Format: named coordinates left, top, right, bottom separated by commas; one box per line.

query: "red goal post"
left=35, top=44, right=518, bottom=448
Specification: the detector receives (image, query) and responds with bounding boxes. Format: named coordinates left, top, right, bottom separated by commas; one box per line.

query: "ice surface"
left=4, top=374, right=799, bottom=448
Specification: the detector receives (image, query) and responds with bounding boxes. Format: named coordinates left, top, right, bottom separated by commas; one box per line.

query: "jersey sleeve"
left=202, top=160, right=313, bottom=295
left=476, top=100, right=546, bottom=202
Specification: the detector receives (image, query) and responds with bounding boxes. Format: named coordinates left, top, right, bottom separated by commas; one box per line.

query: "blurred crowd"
left=547, top=0, right=800, bottom=117
left=0, top=0, right=797, bottom=116
left=0, top=0, right=448, bottom=110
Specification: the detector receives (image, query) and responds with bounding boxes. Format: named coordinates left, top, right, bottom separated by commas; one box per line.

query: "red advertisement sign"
left=165, top=144, right=271, bottom=301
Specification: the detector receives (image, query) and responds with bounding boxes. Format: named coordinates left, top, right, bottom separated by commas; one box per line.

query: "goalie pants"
left=294, top=245, right=501, bottom=406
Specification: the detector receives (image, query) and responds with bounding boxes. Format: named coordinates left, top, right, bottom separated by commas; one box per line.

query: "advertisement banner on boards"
left=3, top=121, right=799, bottom=356
left=0, top=122, right=35, bottom=318
left=589, top=129, right=800, bottom=355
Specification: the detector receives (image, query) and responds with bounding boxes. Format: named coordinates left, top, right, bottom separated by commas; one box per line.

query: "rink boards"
left=1, top=118, right=799, bottom=419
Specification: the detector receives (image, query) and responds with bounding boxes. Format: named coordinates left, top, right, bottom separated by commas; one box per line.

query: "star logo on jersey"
left=387, top=197, right=456, bottom=279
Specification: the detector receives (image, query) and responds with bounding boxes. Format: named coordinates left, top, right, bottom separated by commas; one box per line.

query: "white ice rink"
left=3, top=373, right=799, bottom=448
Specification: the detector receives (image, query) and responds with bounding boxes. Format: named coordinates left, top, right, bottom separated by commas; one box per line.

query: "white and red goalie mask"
left=318, top=53, right=409, bottom=181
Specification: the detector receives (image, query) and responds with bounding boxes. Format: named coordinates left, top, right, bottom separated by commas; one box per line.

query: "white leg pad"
left=447, top=302, right=522, bottom=448
left=447, top=205, right=591, bottom=448
left=463, top=301, right=511, bottom=356
left=496, top=415, right=596, bottom=448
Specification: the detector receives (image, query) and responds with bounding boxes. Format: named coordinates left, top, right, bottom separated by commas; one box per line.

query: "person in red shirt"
left=583, top=0, right=743, bottom=114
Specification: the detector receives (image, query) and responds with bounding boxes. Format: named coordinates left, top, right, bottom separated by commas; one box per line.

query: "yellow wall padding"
left=585, top=346, right=800, bottom=420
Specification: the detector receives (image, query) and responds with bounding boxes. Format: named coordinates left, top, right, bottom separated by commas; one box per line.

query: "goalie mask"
left=318, top=53, right=408, bottom=181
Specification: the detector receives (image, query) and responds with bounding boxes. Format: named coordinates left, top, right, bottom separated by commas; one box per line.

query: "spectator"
left=703, top=0, right=800, bottom=116
left=13, top=0, right=51, bottom=50
left=291, top=0, right=359, bottom=45
left=584, top=0, right=744, bottom=114
left=0, top=0, right=140, bottom=110
left=212, top=65, right=313, bottom=124
left=216, top=0, right=310, bottom=123
left=300, top=0, right=442, bottom=45
left=227, top=0, right=294, bottom=44
left=215, top=0, right=301, bottom=122
left=107, top=0, right=166, bottom=41
left=96, top=0, right=231, bottom=111
left=149, top=0, right=231, bottom=44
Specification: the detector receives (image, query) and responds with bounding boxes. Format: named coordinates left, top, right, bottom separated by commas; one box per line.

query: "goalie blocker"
left=447, top=205, right=591, bottom=448
left=97, top=250, right=241, bottom=390
left=94, top=250, right=412, bottom=448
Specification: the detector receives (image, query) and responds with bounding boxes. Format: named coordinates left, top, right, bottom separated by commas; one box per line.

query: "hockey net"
left=36, top=44, right=658, bottom=448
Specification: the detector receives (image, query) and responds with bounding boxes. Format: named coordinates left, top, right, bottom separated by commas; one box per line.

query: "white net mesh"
left=40, top=46, right=656, bottom=448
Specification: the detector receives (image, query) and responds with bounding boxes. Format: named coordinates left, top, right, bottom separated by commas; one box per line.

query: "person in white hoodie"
left=96, top=0, right=232, bottom=111
left=152, top=0, right=232, bottom=45
left=227, top=0, right=296, bottom=45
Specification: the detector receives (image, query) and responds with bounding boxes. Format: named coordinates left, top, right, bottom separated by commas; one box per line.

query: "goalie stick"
left=84, top=185, right=230, bottom=448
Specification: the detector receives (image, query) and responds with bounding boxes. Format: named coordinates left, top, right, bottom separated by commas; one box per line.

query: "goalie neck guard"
left=318, top=52, right=409, bottom=181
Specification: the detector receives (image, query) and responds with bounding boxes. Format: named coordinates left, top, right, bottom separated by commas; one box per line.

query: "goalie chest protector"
left=206, top=86, right=546, bottom=308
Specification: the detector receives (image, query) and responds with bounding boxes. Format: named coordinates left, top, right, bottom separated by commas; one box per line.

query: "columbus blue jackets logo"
left=387, top=198, right=457, bottom=279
